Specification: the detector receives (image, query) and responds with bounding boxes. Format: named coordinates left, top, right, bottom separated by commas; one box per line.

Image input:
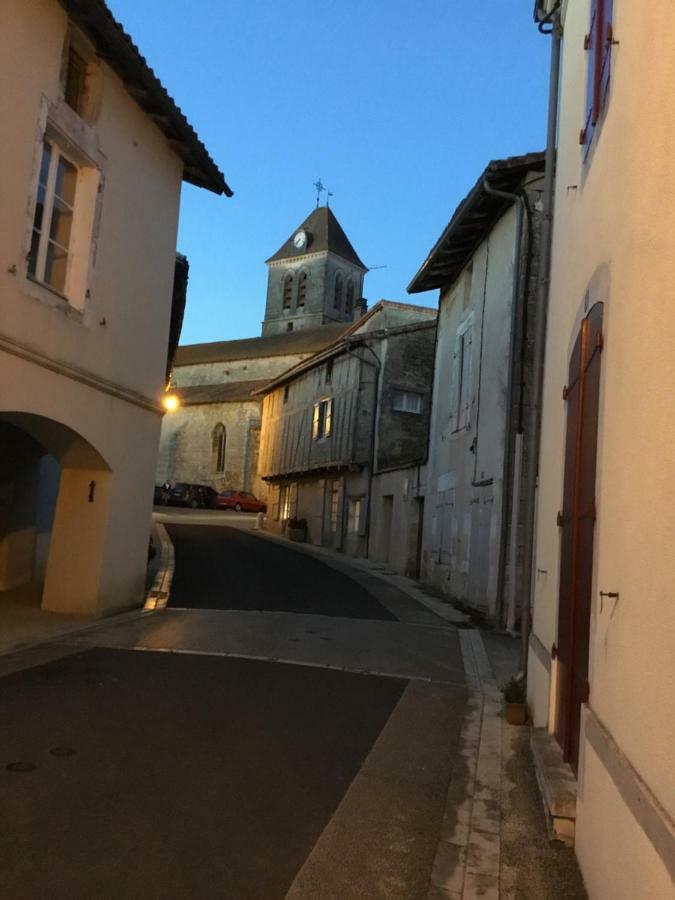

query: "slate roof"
left=174, top=323, right=350, bottom=366
left=59, top=0, right=231, bottom=195
left=266, top=206, right=366, bottom=269
left=174, top=380, right=269, bottom=406
left=408, top=152, right=545, bottom=294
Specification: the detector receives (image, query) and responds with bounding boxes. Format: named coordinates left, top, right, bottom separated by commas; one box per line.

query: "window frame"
left=347, top=497, right=362, bottom=534
left=312, top=397, right=333, bottom=441
left=392, top=389, right=423, bottom=414
left=212, top=424, right=227, bottom=473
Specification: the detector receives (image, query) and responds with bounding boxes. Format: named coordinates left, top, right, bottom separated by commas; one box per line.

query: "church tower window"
left=212, top=423, right=226, bottom=473
left=283, top=273, right=294, bottom=309
left=345, top=279, right=354, bottom=315
left=297, top=271, right=307, bottom=308
left=333, top=272, right=343, bottom=309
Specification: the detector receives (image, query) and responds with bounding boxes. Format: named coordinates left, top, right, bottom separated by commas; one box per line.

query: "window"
left=330, top=482, right=340, bottom=531
left=452, top=321, right=473, bottom=430
left=325, top=359, right=333, bottom=385
left=28, top=141, right=78, bottom=296
left=312, top=398, right=333, bottom=441
left=345, top=279, right=354, bottom=315
left=580, top=0, right=614, bottom=154
left=283, top=273, right=293, bottom=309
left=65, top=46, right=87, bottom=114
left=333, top=272, right=343, bottom=309
left=392, top=390, right=422, bottom=414
left=286, top=322, right=293, bottom=332
left=297, top=271, right=307, bottom=308
left=347, top=498, right=361, bottom=534
left=280, top=483, right=297, bottom=520
left=212, top=424, right=226, bottom=473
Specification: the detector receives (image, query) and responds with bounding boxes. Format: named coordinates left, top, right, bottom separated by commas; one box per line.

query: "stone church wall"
left=172, top=352, right=309, bottom=388
left=157, top=399, right=267, bottom=500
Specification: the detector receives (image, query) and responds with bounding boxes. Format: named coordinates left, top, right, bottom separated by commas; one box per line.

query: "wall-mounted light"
left=162, top=393, right=179, bottom=412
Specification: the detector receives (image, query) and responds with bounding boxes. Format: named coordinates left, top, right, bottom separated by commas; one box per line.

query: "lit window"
left=280, top=483, right=297, bottom=520
left=28, top=141, right=78, bottom=296
left=392, top=390, right=422, bottom=414
left=283, top=273, right=293, bottom=309
left=312, top=398, right=333, bottom=441
left=297, top=271, right=307, bottom=308
left=65, top=46, right=87, bottom=114
left=212, top=424, right=226, bottom=473
left=345, top=279, right=354, bottom=315
left=333, top=272, right=343, bottom=309
left=347, top=498, right=361, bottom=534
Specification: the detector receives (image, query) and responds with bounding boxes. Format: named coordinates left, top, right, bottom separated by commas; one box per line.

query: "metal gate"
left=555, top=302, right=604, bottom=768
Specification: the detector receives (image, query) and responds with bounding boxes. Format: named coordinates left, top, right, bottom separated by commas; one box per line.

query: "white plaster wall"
left=370, top=466, right=426, bottom=577
left=528, top=0, right=675, bottom=887
left=422, top=208, right=517, bottom=617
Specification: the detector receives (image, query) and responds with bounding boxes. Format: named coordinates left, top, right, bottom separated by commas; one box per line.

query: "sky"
left=107, top=0, right=550, bottom=345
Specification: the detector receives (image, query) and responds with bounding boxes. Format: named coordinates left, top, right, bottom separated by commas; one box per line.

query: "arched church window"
left=297, top=271, right=307, bottom=308
left=283, top=273, right=294, bottom=309
left=334, top=272, right=343, bottom=309
left=212, top=423, right=226, bottom=473
left=345, top=279, right=354, bottom=315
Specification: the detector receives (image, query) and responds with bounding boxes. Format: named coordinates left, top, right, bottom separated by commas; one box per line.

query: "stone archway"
left=0, top=412, right=111, bottom=616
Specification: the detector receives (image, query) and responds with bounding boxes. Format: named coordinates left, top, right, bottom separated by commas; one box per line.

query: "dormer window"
left=345, top=279, right=354, bottom=315
left=334, top=272, right=343, bottom=309
left=65, top=46, right=87, bottom=114
left=283, top=273, right=293, bottom=309
left=297, top=271, right=307, bottom=308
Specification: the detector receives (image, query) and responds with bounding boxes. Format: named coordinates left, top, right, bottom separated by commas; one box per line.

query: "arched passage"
left=0, top=412, right=111, bottom=616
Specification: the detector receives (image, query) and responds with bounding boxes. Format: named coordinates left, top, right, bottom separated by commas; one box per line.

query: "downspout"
left=481, top=180, right=532, bottom=629
left=520, top=7, right=562, bottom=670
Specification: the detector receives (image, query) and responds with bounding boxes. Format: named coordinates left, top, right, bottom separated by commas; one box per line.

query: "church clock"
left=293, top=230, right=308, bottom=250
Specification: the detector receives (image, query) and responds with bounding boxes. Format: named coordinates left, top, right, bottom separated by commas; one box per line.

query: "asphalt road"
left=167, top=523, right=397, bottom=620
left=0, top=648, right=404, bottom=899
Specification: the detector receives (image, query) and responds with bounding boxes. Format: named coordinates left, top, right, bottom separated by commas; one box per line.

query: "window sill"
left=23, top=275, right=84, bottom=323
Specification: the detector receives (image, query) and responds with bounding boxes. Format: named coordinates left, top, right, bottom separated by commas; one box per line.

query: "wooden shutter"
left=312, top=402, right=320, bottom=440
left=581, top=0, right=599, bottom=147
left=450, top=334, right=461, bottom=427
left=459, top=328, right=473, bottom=429
left=582, top=0, right=613, bottom=150
left=325, top=399, right=333, bottom=437
left=597, top=0, right=613, bottom=119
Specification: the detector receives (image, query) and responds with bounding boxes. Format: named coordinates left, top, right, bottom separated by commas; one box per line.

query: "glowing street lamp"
left=163, top=393, right=179, bottom=412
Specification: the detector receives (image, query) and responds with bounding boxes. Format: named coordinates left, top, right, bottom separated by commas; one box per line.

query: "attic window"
left=65, top=47, right=87, bottom=114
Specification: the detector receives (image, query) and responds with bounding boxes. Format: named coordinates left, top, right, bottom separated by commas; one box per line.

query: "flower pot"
left=505, top=700, right=527, bottom=726
left=287, top=527, right=306, bottom=542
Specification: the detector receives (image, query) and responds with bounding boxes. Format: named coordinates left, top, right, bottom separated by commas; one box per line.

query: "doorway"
left=555, top=302, right=603, bottom=768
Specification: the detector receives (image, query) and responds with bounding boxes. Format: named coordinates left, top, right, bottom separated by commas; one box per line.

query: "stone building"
left=0, top=0, right=228, bottom=619
left=408, top=153, right=544, bottom=626
left=157, top=206, right=368, bottom=498
left=257, top=300, right=437, bottom=570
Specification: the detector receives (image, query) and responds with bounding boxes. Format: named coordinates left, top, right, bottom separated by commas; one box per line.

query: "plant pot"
left=287, top=527, right=306, bottom=543
left=505, top=700, right=527, bottom=726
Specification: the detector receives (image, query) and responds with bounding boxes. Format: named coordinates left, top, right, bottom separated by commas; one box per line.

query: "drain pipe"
left=481, top=180, right=532, bottom=631
left=519, top=7, right=562, bottom=670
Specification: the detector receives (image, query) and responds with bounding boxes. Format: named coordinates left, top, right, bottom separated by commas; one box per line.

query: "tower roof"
left=266, top=206, right=366, bottom=269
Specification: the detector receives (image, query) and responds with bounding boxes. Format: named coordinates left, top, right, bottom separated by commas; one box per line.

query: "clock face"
left=293, top=230, right=307, bottom=250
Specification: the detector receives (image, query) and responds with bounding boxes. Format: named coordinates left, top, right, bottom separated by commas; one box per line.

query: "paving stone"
left=471, top=796, right=500, bottom=835
left=427, top=886, right=462, bottom=900
left=439, top=818, right=470, bottom=847
left=466, top=830, right=500, bottom=878
left=462, top=871, right=499, bottom=899
left=430, top=842, right=466, bottom=894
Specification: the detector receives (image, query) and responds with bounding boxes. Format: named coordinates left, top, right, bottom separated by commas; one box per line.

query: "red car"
left=215, top=490, right=267, bottom=513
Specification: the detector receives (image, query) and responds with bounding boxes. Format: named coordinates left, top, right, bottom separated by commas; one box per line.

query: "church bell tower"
left=261, top=206, right=367, bottom=337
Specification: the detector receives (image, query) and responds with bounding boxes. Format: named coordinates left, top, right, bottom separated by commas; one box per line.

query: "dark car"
left=166, top=483, right=218, bottom=509
left=215, top=490, right=267, bottom=513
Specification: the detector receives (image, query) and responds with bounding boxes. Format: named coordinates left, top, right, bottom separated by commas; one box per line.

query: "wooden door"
left=555, top=302, right=604, bottom=768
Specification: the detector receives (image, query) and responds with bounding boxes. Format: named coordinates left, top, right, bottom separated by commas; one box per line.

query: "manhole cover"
left=7, top=761, right=36, bottom=773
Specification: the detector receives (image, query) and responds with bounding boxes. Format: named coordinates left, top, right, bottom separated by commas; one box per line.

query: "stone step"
left=530, top=728, right=578, bottom=845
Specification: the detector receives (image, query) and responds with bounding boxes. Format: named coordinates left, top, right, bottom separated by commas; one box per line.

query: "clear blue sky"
left=107, top=0, right=549, bottom=345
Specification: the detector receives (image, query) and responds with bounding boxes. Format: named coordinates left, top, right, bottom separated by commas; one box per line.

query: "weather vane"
left=313, top=178, right=325, bottom=207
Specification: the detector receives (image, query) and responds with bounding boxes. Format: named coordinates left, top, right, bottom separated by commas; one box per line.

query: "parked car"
left=166, top=483, right=218, bottom=509
left=215, top=490, right=267, bottom=513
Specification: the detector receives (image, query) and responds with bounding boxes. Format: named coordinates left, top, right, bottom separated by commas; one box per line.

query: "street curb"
left=428, top=629, right=506, bottom=899
left=144, top=522, right=174, bottom=611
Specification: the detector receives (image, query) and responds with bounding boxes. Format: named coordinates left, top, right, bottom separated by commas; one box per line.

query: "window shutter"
left=325, top=399, right=333, bottom=437
left=312, top=402, right=320, bottom=440
left=459, top=328, right=473, bottom=429
left=450, top=335, right=461, bottom=425
left=598, top=0, right=613, bottom=118
left=582, top=0, right=599, bottom=147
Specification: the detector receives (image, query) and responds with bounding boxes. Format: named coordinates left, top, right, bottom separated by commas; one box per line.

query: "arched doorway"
left=0, top=412, right=111, bottom=620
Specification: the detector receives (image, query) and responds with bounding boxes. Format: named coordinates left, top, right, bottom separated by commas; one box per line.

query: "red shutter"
left=597, top=0, right=614, bottom=119
left=581, top=0, right=598, bottom=147
left=582, top=0, right=613, bottom=152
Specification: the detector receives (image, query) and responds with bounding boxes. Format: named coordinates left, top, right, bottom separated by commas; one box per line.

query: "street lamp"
left=163, top=393, right=179, bottom=412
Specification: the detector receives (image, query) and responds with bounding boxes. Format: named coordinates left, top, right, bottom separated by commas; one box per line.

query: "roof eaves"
left=407, top=152, right=545, bottom=294
left=60, top=0, right=232, bottom=196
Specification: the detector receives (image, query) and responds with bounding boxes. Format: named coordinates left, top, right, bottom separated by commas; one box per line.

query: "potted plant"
left=502, top=677, right=527, bottom=725
left=286, top=517, right=307, bottom=542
